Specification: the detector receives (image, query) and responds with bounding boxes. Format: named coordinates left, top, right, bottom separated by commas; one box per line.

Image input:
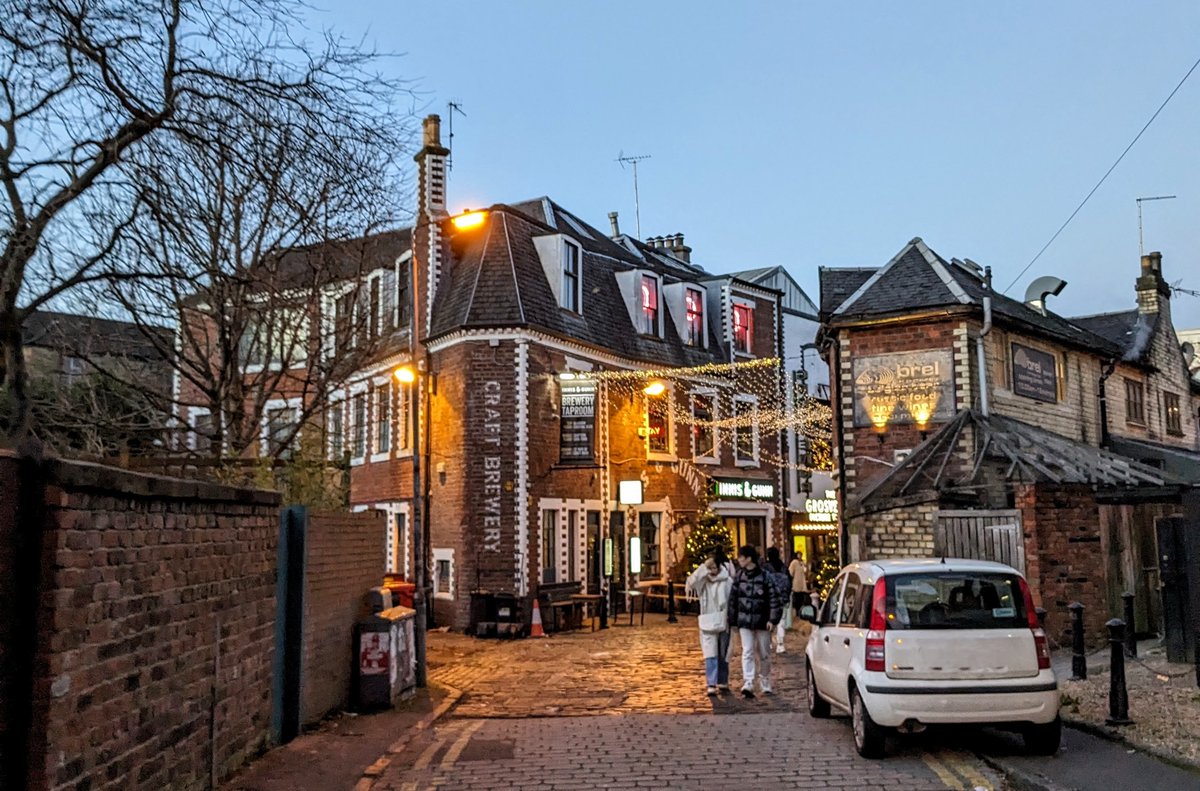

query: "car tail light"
left=1018, top=576, right=1052, bottom=670
left=865, top=577, right=887, bottom=672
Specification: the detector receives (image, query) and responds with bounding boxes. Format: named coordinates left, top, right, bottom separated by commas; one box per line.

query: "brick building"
left=818, top=238, right=1198, bottom=642
left=305, top=116, right=798, bottom=629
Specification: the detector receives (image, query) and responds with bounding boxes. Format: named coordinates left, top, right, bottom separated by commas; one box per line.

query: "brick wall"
left=300, top=510, right=385, bottom=724
left=0, top=454, right=20, bottom=775
left=852, top=502, right=938, bottom=561
left=1, top=453, right=281, bottom=791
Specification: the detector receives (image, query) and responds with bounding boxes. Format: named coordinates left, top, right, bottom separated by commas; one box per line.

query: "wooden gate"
left=934, top=510, right=1025, bottom=573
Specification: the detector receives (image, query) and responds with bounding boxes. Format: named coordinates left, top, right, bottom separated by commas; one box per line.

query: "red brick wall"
left=9, top=456, right=281, bottom=791
left=300, top=510, right=385, bottom=724
left=0, top=454, right=20, bottom=773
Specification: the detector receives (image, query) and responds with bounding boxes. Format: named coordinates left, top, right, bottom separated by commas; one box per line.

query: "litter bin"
left=355, top=598, right=417, bottom=710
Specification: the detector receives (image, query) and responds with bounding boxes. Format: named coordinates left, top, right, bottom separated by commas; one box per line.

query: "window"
left=396, top=382, right=411, bottom=452
left=241, top=311, right=307, bottom=368
left=335, top=291, right=355, bottom=350
left=638, top=512, right=661, bottom=578
left=837, top=573, right=863, bottom=627
left=646, top=391, right=672, bottom=456
left=567, top=510, right=579, bottom=581
left=732, top=303, right=753, bottom=355
left=734, top=397, right=758, bottom=465
left=684, top=288, right=704, bottom=346
left=375, top=383, right=391, bottom=455
left=1125, top=378, right=1145, bottom=424
left=368, top=277, right=381, bottom=338
left=1165, top=391, right=1183, bottom=435
left=432, top=548, right=454, bottom=599
left=351, top=392, right=367, bottom=460
left=639, top=275, right=659, bottom=336
left=395, top=260, right=411, bottom=330
left=326, top=402, right=344, bottom=460
left=819, top=576, right=844, bottom=624
left=191, top=408, right=214, bottom=455
left=886, top=571, right=1026, bottom=630
left=265, top=405, right=297, bottom=459
left=562, top=241, right=581, bottom=312
left=691, top=392, right=717, bottom=461
left=541, top=509, right=557, bottom=584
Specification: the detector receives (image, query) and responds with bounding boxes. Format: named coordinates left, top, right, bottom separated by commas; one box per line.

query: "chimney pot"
left=608, top=211, right=620, bottom=237
left=1136, top=250, right=1169, bottom=314
left=422, top=114, right=442, bottom=148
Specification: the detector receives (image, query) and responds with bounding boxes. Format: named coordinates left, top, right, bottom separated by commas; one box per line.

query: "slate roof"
left=820, top=238, right=1122, bottom=356
left=1071, top=309, right=1158, bottom=364
left=22, top=310, right=172, bottom=362
left=428, top=198, right=731, bottom=368
left=268, top=228, right=412, bottom=290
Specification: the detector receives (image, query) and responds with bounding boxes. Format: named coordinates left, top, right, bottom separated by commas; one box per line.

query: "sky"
left=309, top=2, right=1200, bottom=330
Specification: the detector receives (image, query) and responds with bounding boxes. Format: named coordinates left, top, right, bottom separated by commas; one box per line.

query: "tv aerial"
left=616, top=152, right=651, bottom=239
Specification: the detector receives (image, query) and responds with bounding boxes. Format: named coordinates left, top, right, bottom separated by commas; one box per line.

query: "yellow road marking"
left=412, top=724, right=459, bottom=771
left=944, top=751, right=992, bottom=790
left=922, top=752, right=965, bottom=789
left=439, top=721, right=484, bottom=767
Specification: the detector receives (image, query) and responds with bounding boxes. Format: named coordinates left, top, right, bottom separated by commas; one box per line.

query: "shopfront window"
left=723, top=516, right=766, bottom=555
left=638, top=512, right=661, bottom=578
left=541, top=509, right=557, bottom=584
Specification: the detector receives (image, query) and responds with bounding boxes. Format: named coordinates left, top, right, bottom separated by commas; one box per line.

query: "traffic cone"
left=530, top=599, right=547, bottom=638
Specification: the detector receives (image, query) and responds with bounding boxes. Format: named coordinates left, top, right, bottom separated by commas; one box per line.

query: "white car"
left=802, top=558, right=1060, bottom=758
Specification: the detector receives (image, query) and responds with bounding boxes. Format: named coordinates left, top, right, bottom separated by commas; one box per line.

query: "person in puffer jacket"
left=727, top=545, right=785, bottom=697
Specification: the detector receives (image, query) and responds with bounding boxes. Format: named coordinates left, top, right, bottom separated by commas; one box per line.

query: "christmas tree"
left=813, top=535, right=841, bottom=601
left=685, top=510, right=734, bottom=571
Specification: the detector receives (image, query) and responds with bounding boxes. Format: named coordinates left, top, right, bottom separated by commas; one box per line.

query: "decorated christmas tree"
left=813, top=535, right=841, bottom=601
left=685, top=510, right=734, bottom=571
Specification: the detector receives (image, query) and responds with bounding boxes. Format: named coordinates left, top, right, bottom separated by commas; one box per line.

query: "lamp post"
left=393, top=365, right=426, bottom=687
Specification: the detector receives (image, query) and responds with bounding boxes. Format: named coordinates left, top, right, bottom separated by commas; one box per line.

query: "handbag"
left=699, top=610, right=727, bottom=633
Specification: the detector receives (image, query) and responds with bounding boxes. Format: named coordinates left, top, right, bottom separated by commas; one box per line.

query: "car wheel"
left=851, top=686, right=886, bottom=759
left=807, top=665, right=830, bottom=718
left=1023, top=716, right=1062, bottom=756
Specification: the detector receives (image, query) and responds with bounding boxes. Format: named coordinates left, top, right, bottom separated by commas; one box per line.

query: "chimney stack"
left=1136, top=251, right=1170, bottom=315
left=608, top=211, right=620, bottom=238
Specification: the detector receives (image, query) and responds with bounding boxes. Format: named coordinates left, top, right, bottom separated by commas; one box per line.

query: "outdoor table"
left=569, top=593, right=603, bottom=631
left=625, top=590, right=647, bottom=626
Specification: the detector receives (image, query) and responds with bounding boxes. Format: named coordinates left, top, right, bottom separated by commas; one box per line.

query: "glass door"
left=586, top=511, right=601, bottom=594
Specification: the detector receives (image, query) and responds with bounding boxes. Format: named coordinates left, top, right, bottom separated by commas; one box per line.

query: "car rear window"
left=885, top=572, right=1027, bottom=630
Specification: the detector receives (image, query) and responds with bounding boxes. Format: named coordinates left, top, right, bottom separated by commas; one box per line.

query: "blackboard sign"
left=559, top=379, right=596, bottom=463
left=1011, top=343, right=1058, bottom=403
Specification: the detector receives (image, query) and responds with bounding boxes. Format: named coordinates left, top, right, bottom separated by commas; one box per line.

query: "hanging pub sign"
left=852, top=349, right=955, bottom=429
left=1010, top=343, right=1058, bottom=404
left=711, top=477, right=775, bottom=500
left=558, top=378, right=597, bottom=464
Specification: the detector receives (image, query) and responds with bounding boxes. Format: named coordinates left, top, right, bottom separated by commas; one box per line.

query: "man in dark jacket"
left=727, top=545, right=785, bottom=697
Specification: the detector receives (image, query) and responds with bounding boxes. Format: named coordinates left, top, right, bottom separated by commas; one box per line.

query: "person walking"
left=764, top=547, right=792, bottom=653
left=727, top=545, right=785, bottom=698
left=788, top=551, right=811, bottom=639
left=686, top=553, right=733, bottom=696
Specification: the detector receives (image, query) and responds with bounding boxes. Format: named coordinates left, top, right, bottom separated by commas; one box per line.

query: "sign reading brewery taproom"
left=558, top=378, right=597, bottom=463
left=1010, top=343, right=1058, bottom=403
left=852, top=349, right=955, bottom=428
left=712, top=477, right=775, bottom=500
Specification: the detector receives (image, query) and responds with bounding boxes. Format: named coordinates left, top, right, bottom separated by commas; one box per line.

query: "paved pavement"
left=373, top=615, right=1002, bottom=790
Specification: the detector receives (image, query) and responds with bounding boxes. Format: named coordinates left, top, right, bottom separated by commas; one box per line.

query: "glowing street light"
left=642, top=380, right=666, bottom=397
left=451, top=210, right=487, bottom=231
left=394, top=365, right=417, bottom=384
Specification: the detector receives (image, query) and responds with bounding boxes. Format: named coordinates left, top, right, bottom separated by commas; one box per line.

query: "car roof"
left=843, top=558, right=1023, bottom=577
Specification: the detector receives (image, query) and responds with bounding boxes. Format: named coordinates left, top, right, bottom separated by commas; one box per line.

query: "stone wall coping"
left=0, top=450, right=281, bottom=506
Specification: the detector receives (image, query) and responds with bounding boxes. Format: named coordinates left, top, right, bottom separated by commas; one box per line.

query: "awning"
left=1107, top=436, right=1200, bottom=484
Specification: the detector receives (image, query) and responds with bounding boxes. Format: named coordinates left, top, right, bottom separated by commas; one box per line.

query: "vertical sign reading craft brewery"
left=559, top=378, right=597, bottom=464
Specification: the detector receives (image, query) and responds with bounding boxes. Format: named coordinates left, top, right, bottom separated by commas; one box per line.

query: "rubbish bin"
left=355, top=600, right=416, bottom=710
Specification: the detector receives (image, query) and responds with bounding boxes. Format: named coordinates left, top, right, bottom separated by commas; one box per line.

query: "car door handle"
left=843, top=638, right=851, bottom=647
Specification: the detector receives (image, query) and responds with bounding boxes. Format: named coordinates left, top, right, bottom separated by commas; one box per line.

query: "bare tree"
left=0, top=0, right=411, bottom=446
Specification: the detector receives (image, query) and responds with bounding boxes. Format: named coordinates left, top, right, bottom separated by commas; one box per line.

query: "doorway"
left=724, top=516, right=766, bottom=555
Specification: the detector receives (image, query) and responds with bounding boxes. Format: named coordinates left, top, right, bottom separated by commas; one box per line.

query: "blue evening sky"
left=312, top=2, right=1200, bottom=329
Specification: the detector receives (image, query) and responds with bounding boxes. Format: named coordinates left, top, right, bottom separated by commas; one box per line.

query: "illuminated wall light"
left=451, top=210, right=487, bottom=230
left=394, top=366, right=416, bottom=384
left=629, top=537, right=642, bottom=574
left=642, top=380, right=666, bottom=397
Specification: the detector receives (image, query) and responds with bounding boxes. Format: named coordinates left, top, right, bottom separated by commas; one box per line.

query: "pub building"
left=819, top=239, right=1200, bottom=645
left=323, top=115, right=812, bottom=632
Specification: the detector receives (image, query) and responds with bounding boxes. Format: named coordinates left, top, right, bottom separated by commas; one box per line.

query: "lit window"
left=647, top=391, right=671, bottom=456
left=734, top=397, right=757, bottom=465
left=732, top=304, right=753, bottom=355
left=685, top=288, right=704, bottom=346
left=562, top=242, right=581, bottom=312
left=639, top=275, right=659, bottom=336
left=375, top=384, right=391, bottom=454
left=1125, top=378, right=1145, bottom=425
left=691, top=392, right=717, bottom=460
left=1165, top=391, right=1183, bottom=435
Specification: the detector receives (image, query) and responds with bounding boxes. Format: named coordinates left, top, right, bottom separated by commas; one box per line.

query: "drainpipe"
left=831, top=337, right=849, bottom=567
left=977, top=267, right=993, bottom=417
left=1098, top=358, right=1117, bottom=448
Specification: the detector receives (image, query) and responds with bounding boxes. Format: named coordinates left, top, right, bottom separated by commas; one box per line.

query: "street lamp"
left=393, top=362, right=427, bottom=687
left=643, top=380, right=666, bottom=397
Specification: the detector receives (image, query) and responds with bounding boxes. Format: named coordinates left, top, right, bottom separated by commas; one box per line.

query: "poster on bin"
left=360, top=632, right=389, bottom=675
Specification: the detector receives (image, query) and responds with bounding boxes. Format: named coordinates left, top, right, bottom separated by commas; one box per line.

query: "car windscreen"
left=885, top=571, right=1027, bottom=630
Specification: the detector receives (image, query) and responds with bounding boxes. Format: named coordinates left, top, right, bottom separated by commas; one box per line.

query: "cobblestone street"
left=370, top=615, right=1002, bottom=790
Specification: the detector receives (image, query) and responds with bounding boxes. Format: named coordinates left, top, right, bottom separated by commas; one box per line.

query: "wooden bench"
left=537, top=581, right=583, bottom=632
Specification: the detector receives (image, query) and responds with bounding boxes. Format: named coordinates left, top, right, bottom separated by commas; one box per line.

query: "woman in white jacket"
left=686, top=554, right=733, bottom=696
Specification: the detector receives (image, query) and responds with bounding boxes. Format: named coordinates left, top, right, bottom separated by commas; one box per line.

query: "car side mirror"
left=798, top=603, right=819, bottom=624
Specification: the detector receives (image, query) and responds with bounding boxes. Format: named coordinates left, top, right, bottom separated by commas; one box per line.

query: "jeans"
left=704, top=629, right=732, bottom=686
left=739, top=628, right=773, bottom=691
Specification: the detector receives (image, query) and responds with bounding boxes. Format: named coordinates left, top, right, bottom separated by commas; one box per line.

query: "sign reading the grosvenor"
left=852, top=349, right=955, bottom=428
left=1011, top=343, right=1058, bottom=403
left=711, top=477, right=775, bottom=500
left=558, top=378, right=596, bottom=463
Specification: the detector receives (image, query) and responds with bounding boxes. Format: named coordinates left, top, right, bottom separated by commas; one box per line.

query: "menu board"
left=559, top=379, right=596, bottom=464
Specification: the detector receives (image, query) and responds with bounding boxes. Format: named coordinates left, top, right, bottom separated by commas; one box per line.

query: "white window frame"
left=690, top=388, right=719, bottom=464
left=394, top=379, right=414, bottom=457
left=638, top=272, right=664, bottom=338
left=393, top=251, right=412, bottom=330
left=187, top=406, right=212, bottom=453
left=348, top=382, right=368, bottom=466
left=374, top=502, right=411, bottom=577
left=326, top=394, right=346, bottom=461
left=260, top=397, right=302, bottom=459
left=432, top=548, right=455, bottom=600
left=733, top=394, right=760, bottom=468
left=731, top=298, right=755, bottom=357
left=561, top=238, right=583, bottom=313
left=684, top=286, right=706, bottom=347
left=645, top=385, right=675, bottom=461
left=370, top=375, right=393, bottom=463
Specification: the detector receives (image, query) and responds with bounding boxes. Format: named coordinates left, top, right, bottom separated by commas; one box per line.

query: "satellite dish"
left=1024, top=276, right=1068, bottom=316
left=1183, top=341, right=1196, bottom=366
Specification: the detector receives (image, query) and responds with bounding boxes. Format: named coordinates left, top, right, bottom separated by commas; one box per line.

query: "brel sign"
left=1011, top=343, right=1058, bottom=404
left=852, top=349, right=955, bottom=428
left=712, top=477, right=775, bottom=500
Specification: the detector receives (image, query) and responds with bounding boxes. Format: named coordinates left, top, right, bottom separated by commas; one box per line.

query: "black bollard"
left=599, top=588, right=608, bottom=630
left=1121, top=591, right=1136, bottom=658
left=1069, top=602, right=1087, bottom=681
left=1105, top=618, right=1133, bottom=725
left=1035, top=607, right=1047, bottom=630
left=667, top=579, right=678, bottom=624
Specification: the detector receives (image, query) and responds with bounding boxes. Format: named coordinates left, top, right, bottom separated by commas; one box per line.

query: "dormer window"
left=639, top=275, right=660, bottom=335
left=732, top=303, right=753, bottom=355
left=684, top=288, right=704, bottom=346
left=562, top=240, right=581, bottom=312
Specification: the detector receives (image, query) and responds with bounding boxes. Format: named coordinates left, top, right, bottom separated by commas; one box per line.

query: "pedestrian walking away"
left=686, top=553, right=733, bottom=696
left=727, top=545, right=785, bottom=697
left=764, top=546, right=792, bottom=654
left=788, top=551, right=811, bottom=639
